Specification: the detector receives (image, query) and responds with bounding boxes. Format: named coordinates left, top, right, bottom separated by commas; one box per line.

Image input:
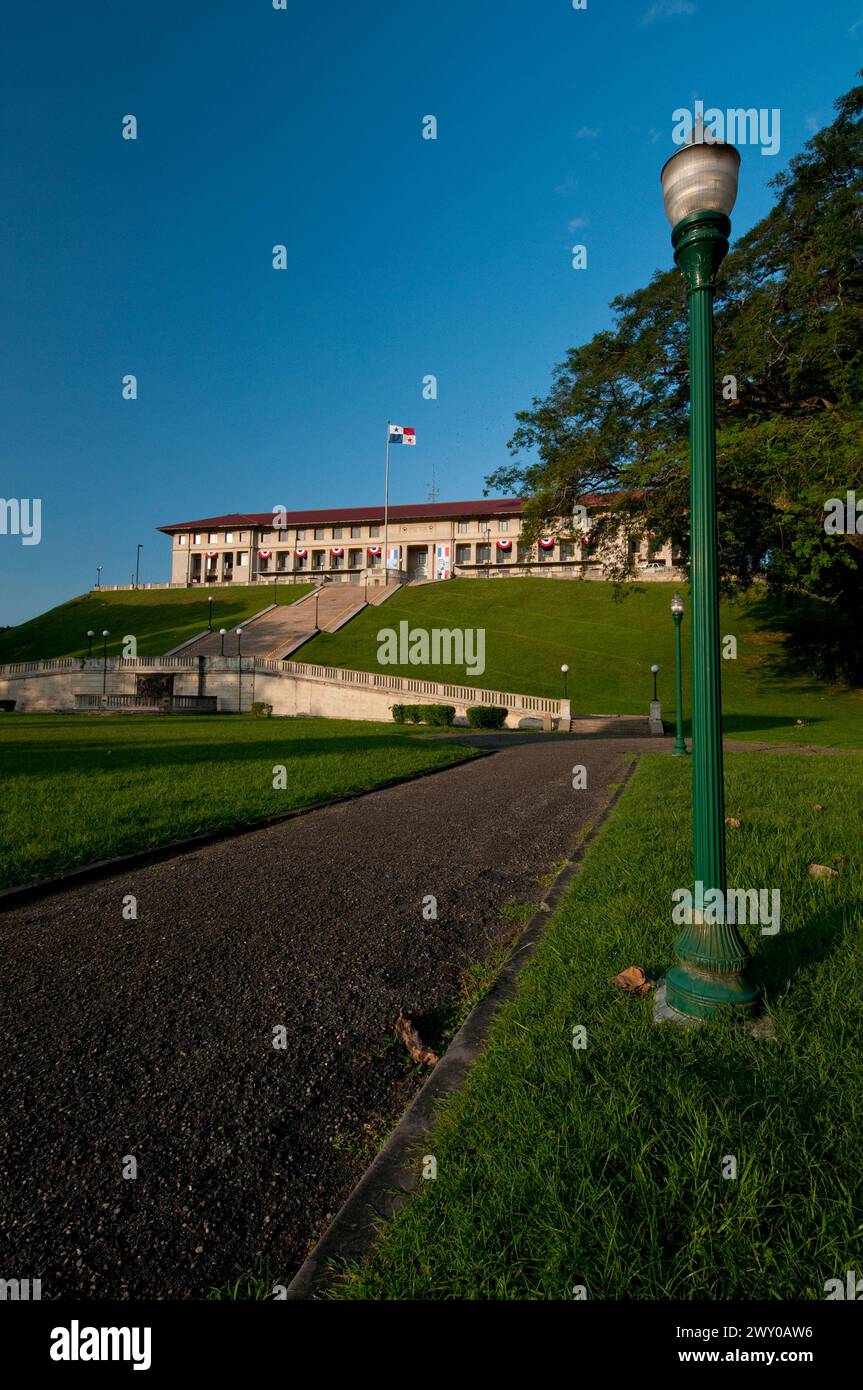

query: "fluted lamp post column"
left=660, top=138, right=757, bottom=1020
left=671, top=592, right=687, bottom=756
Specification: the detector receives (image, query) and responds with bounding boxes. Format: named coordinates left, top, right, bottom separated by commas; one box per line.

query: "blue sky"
left=1, top=0, right=861, bottom=624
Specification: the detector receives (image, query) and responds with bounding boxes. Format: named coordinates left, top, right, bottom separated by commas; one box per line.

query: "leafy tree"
left=488, top=78, right=863, bottom=679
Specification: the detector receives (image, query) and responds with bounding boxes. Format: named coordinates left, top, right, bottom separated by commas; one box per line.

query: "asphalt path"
left=0, top=733, right=647, bottom=1299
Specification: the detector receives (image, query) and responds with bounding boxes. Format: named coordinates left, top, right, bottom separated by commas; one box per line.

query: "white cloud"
left=574, top=126, right=600, bottom=140
left=851, top=12, right=863, bottom=31
left=642, top=0, right=696, bottom=24
left=568, top=217, right=589, bottom=231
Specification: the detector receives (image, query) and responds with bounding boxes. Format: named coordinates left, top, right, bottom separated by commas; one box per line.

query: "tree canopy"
left=488, top=78, right=863, bottom=680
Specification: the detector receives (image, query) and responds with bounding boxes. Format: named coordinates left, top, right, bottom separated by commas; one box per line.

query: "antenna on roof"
left=427, top=461, right=439, bottom=504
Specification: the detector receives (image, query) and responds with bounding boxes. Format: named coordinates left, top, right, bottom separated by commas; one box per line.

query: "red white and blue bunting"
left=367, top=545, right=382, bottom=555
left=206, top=550, right=218, bottom=558
left=295, top=547, right=307, bottom=558
left=330, top=546, right=344, bottom=557
left=496, top=538, right=512, bottom=551
left=539, top=536, right=555, bottom=549
left=258, top=549, right=272, bottom=559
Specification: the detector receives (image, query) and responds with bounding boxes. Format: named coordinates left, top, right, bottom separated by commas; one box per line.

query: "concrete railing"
left=0, top=655, right=558, bottom=710
left=280, top=658, right=562, bottom=714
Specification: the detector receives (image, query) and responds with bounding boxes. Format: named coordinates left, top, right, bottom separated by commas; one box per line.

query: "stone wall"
left=0, top=657, right=566, bottom=730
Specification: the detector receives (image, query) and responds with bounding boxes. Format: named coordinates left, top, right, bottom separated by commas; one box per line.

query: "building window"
left=296, top=529, right=305, bottom=541
left=276, top=552, right=288, bottom=570
left=458, top=521, right=469, bottom=534
left=208, top=532, right=218, bottom=544
left=499, top=520, right=509, bottom=533
left=296, top=552, right=307, bottom=569
left=497, top=545, right=512, bottom=563
left=368, top=550, right=381, bottom=567
left=456, top=543, right=471, bottom=565
left=369, top=524, right=380, bottom=538
left=314, top=527, right=325, bottom=540
left=238, top=532, right=246, bottom=543
left=193, top=533, right=202, bottom=545
left=332, top=526, right=342, bottom=540
left=518, top=543, right=532, bottom=562
left=477, top=544, right=490, bottom=565
left=225, top=531, right=234, bottom=543
left=349, top=525, right=361, bottom=539
left=349, top=548, right=362, bottom=567
left=561, top=542, right=575, bottom=561
left=313, top=549, right=325, bottom=568
left=178, top=535, right=187, bottom=546
left=237, top=552, right=247, bottom=567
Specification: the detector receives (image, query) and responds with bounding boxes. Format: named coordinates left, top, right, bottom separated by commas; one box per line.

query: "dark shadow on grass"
left=721, top=713, right=826, bottom=736
left=1, top=728, right=472, bottom=778
left=742, top=592, right=863, bottom=690
left=747, top=901, right=859, bottom=999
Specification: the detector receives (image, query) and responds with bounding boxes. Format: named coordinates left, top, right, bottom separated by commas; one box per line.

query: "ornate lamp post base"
left=666, top=960, right=758, bottom=1020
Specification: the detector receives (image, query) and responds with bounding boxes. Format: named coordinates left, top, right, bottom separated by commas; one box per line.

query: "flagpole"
left=384, top=419, right=391, bottom=587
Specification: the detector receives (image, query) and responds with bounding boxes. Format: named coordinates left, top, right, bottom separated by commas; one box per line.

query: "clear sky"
left=1, top=0, right=860, bottom=624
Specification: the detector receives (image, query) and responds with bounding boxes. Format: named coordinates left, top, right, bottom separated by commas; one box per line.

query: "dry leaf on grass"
left=725, top=817, right=741, bottom=829
left=395, top=1011, right=439, bottom=1067
left=813, top=804, right=825, bottom=812
left=809, top=863, right=838, bottom=878
left=611, top=966, right=655, bottom=996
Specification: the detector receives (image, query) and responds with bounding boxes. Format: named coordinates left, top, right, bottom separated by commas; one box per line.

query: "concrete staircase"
left=568, top=715, right=654, bottom=737
left=181, top=585, right=368, bottom=661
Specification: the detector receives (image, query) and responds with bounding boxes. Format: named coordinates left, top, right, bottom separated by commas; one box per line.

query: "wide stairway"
left=568, top=716, right=653, bottom=737
left=181, top=584, right=376, bottom=660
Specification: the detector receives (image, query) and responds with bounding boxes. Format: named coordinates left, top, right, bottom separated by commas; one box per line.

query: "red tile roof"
left=157, top=496, right=610, bottom=534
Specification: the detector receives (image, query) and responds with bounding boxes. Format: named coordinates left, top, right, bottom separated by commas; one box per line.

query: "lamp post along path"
left=661, top=139, right=757, bottom=1020
left=671, top=593, right=687, bottom=756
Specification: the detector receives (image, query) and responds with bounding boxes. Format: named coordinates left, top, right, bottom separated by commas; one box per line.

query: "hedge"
left=466, top=705, right=507, bottom=729
left=391, top=703, right=456, bottom=726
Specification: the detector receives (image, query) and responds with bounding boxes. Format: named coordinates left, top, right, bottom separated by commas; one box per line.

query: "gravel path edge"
left=285, top=757, right=639, bottom=1300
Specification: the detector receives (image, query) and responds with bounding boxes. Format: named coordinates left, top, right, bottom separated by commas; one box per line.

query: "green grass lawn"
left=300, top=579, right=863, bottom=747
left=329, top=751, right=863, bottom=1301
left=0, top=714, right=478, bottom=890
left=0, top=584, right=314, bottom=663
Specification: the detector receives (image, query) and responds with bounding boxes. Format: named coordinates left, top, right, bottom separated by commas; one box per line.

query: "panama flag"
left=388, top=425, right=416, bottom=446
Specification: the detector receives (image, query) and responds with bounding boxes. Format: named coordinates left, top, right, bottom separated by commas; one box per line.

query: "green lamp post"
left=671, top=592, right=687, bottom=756
left=660, top=138, right=757, bottom=1020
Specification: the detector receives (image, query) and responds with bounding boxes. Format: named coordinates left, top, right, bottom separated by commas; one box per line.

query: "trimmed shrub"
left=251, top=701, right=273, bottom=718
left=423, top=704, right=456, bottom=727
left=391, top=703, right=456, bottom=727
left=466, top=705, right=507, bottom=729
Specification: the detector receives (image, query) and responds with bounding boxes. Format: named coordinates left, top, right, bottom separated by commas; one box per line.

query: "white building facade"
left=158, top=497, right=680, bottom=586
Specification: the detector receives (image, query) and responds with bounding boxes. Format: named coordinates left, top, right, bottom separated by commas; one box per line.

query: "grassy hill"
left=0, top=584, right=314, bottom=662
left=299, top=578, right=862, bottom=748
left=2, top=577, right=859, bottom=747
